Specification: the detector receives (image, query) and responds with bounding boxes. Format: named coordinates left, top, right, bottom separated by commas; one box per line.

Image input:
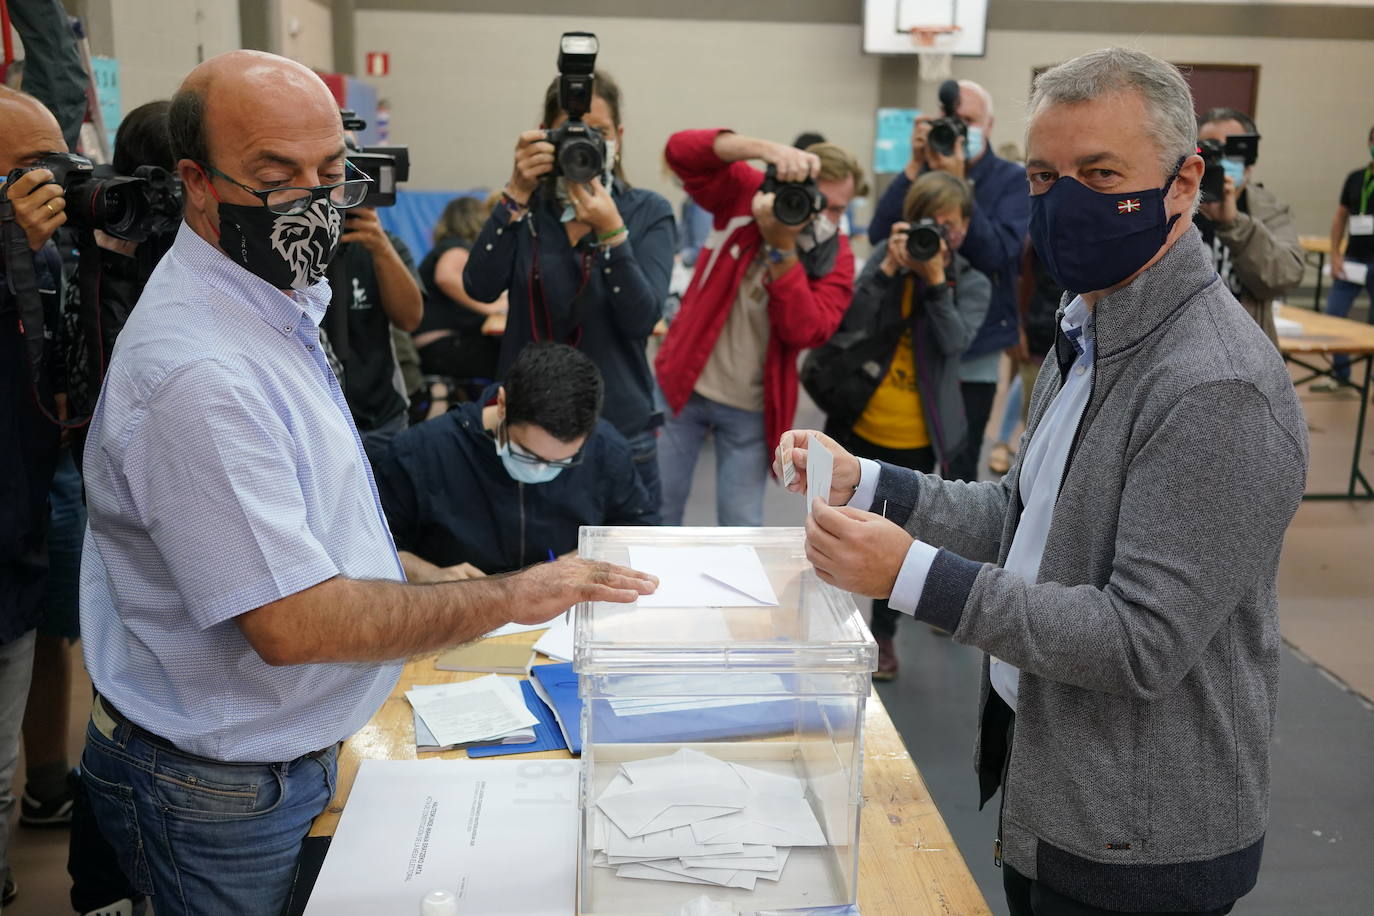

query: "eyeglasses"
left=202, top=160, right=372, bottom=215
left=500, top=422, right=584, bottom=469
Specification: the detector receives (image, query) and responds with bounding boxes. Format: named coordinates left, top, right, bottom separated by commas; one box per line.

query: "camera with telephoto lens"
left=544, top=31, right=606, bottom=184
left=759, top=164, right=826, bottom=226
left=340, top=110, right=410, bottom=208
left=926, top=79, right=969, bottom=158
left=905, top=218, right=948, bottom=261
left=5, top=151, right=182, bottom=243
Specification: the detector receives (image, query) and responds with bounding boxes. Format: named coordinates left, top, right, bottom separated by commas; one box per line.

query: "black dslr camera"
left=545, top=31, right=605, bottom=184
left=905, top=218, right=948, bottom=261
left=5, top=151, right=181, bottom=242
left=1198, top=133, right=1260, bottom=203
left=760, top=164, right=826, bottom=226
left=1198, top=139, right=1226, bottom=202
left=927, top=80, right=969, bottom=158
left=341, top=110, right=410, bottom=208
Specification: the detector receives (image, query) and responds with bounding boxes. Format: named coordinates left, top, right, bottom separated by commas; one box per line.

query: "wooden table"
left=1300, top=235, right=1343, bottom=310
left=308, top=632, right=992, bottom=915
left=1277, top=304, right=1374, bottom=499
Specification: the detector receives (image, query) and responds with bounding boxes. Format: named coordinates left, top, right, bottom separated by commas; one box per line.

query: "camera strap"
left=0, top=216, right=91, bottom=428
left=526, top=216, right=587, bottom=348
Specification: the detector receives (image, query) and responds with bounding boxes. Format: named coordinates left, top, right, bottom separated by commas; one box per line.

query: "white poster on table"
left=302, top=758, right=578, bottom=915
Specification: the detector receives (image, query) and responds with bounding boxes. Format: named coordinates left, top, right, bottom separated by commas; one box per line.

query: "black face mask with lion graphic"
left=217, top=197, right=342, bottom=291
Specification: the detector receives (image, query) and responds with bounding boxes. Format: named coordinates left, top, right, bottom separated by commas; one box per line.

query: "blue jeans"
left=81, top=701, right=337, bottom=916
left=1326, top=260, right=1374, bottom=381
left=658, top=393, right=769, bottom=527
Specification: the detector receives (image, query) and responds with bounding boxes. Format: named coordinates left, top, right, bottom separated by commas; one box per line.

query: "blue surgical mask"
left=496, top=437, right=565, bottom=485
left=965, top=125, right=985, bottom=161
left=1220, top=156, right=1246, bottom=190
left=1028, top=161, right=1183, bottom=293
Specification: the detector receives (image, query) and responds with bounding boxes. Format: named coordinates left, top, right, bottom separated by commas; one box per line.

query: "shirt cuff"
left=848, top=458, right=881, bottom=512
left=886, top=540, right=940, bottom=616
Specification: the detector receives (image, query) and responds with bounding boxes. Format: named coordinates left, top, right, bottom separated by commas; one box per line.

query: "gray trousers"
left=0, top=630, right=37, bottom=896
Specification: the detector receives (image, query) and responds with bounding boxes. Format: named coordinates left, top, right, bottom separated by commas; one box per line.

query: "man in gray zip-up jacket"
left=778, top=48, right=1308, bottom=914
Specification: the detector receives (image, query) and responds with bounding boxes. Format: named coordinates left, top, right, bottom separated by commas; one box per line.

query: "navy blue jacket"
left=374, top=401, right=659, bottom=574
left=463, top=185, right=677, bottom=438
left=869, top=151, right=1029, bottom=358
left=0, top=247, right=64, bottom=643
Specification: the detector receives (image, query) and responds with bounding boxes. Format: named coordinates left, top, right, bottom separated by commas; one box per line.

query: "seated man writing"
left=376, top=341, right=660, bottom=582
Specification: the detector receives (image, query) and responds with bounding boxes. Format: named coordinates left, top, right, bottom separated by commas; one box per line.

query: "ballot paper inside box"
left=573, top=527, right=878, bottom=916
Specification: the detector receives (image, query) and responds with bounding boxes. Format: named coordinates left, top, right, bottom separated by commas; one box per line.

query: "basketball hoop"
left=909, top=25, right=959, bottom=82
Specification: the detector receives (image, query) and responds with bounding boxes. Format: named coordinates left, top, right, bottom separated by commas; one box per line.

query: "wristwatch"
left=764, top=244, right=796, bottom=265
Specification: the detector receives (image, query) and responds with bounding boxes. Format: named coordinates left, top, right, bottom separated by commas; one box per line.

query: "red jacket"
left=656, top=129, right=855, bottom=464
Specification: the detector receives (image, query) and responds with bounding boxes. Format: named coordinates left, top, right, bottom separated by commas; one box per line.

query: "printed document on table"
left=302, top=758, right=578, bottom=915
left=629, top=545, right=778, bottom=608
left=404, top=674, right=536, bottom=748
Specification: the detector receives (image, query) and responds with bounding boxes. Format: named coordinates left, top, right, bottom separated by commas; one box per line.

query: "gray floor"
left=678, top=392, right=1374, bottom=915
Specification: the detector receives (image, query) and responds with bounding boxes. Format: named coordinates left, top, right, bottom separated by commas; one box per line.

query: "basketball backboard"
left=862, top=0, right=989, bottom=57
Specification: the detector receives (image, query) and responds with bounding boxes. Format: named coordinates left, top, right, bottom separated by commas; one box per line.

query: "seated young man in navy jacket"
left=375, top=342, right=659, bottom=582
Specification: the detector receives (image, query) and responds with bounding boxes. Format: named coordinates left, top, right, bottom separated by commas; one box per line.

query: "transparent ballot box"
left=574, top=527, right=877, bottom=916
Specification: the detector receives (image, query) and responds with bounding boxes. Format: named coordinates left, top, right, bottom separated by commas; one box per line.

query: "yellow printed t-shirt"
left=851, top=277, right=930, bottom=450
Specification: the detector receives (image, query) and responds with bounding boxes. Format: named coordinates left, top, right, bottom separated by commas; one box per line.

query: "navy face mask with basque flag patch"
left=1029, top=159, right=1184, bottom=294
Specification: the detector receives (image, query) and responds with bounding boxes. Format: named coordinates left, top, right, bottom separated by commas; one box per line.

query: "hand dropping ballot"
left=804, top=434, right=833, bottom=517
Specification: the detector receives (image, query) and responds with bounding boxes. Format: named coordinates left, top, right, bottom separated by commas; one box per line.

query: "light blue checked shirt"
left=80, top=223, right=404, bottom=762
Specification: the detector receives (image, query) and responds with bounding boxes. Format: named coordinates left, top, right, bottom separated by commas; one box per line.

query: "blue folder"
left=466, top=679, right=569, bottom=758
left=528, top=663, right=815, bottom=754
left=529, top=663, right=583, bottom=754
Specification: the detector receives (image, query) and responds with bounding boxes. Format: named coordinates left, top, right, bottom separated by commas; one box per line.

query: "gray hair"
left=1028, top=48, right=1196, bottom=178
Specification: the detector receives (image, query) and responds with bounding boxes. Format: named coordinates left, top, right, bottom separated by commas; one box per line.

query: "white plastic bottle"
left=419, top=889, right=458, bottom=916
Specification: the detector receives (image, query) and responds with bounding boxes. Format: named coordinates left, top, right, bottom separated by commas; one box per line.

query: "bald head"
left=170, top=50, right=342, bottom=168
left=0, top=86, right=66, bottom=174
left=955, top=79, right=994, bottom=137
left=170, top=50, right=349, bottom=252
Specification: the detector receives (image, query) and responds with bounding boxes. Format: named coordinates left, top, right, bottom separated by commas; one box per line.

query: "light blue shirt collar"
left=171, top=221, right=333, bottom=336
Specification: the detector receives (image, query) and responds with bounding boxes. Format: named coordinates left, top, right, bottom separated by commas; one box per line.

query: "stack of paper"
left=407, top=675, right=537, bottom=751
left=589, top=748, right=826, bottom=891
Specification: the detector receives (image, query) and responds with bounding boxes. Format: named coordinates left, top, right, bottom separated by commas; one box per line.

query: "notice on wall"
left=874, top=107, right=921, bottom=175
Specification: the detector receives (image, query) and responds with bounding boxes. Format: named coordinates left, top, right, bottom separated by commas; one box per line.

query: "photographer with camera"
left=464, top=34, right=676, bottom=508
left=0, top=83, right=70, bottom=911
left=1193, top=108, right=1303, bottom=347
left=655, top=130, right=862, bottom=526
left=325, top=190, right=424, bottom=464
left=802, top=171, right=989, bottom=679
left=870, top=80, right=1029, bottom=482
